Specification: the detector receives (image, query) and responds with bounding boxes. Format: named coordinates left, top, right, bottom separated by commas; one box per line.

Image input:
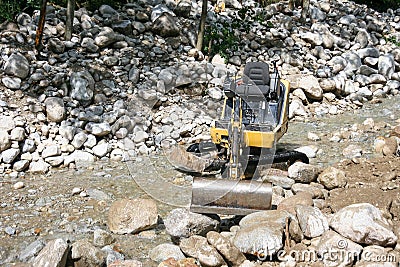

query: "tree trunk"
left=288, top=0, right=294, bottom=10
left=196, top=0, right=208, bottom=51
left=65, top=0, right=75, bottom=41
left=35, top=0, right=47, bottom=50
left=301, top=0, right=310, bottom=22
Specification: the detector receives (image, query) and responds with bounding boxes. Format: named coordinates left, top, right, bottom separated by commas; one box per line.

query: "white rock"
left=307, top=132, right=321, bottom=141
left=92, top=143, right=110, bottom=158
left=0, top=130, right=11, bottom=152
left=41, top=145, right=61, bottom=159
left=288, top=162, right=320, bottom=183
left=29, top=160, right=50, bottom=173
left=10, top=127, right=25, bottom=141
left=2, top=148, right=20, bottom=164
left=317, top=166, right=347, bottom=189
left=134, top=131, right=149, bottom=143
left=295, top=205, right=329, bottom=238
left=13, top=182, right=24, bottom=189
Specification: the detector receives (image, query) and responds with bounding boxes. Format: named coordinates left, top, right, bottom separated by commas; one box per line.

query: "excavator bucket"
left=190, top=178, right=272, bottom=215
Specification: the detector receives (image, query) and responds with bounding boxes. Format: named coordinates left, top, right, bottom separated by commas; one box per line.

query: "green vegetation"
left=386, top=35, right=400, bottom=46
left=353, top=0, right=400, bottom=11
left=0, top=0, right=126, bottom=22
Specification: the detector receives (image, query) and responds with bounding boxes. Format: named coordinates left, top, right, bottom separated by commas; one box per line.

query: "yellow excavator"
left=168, top=61, right=308, bottom=215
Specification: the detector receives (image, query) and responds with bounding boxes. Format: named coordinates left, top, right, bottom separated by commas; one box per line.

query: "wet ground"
left=1, top=94, right=400, bottom=265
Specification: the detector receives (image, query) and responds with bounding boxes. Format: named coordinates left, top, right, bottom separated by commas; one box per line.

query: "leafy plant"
left=386, top=35, right=400, bottom=46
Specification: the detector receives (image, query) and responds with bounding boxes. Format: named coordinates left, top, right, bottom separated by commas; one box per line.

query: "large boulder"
left=33, top=239, right=69, bottom=267
left=70, top=70, right=95, bottom=106
left=107, top=198, right=158, bottom=234
left=164, top=208, right=219, bottom=241
left=330, top=203, right=398, bottom=246
left=4, top=53, right=30, bottom=79
left=152, top=13, right=180, bottom=37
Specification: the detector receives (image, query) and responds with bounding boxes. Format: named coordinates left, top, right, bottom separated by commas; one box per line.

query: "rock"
left=277, top=192, right=313, bottom=216
left=307, top=132, right=320, bottom=141
left=207, top=231, right=246, bottom=267
left=288, top=162, right=320, bottom=183
left=2, top=76, right=21, bottom=89
left=13, top=181, right=24, bottom=189
left=298, top=75, right=323, bottom=101
left=29, top=160, right=50, bottom=173
left=13, top=160, right=30, bottom=171
left=108, top=260, right=143, bottom=267
left=99, top=4, right=118, bottom=17
left=107, top=198, right=158, bottom=234
left=295, top=205, right=329, bottom=238
left=72, top=132, right=88, bottom=149
left=33, top=239, right=69, bottom=267
left=239, top=210, right=292, bottom=229
left=71, top=239, right=106, bottom=267
left=93, top=229, right=114, bottom=247
left=378, top=54, right=395, bottom=79
left=64, top=151, right=95, bottom=165
left=2, top=148, right=20, bottom=164
left=134, top=131, right=149, bottom=143
left=152, top=13, right=180, bottom=37
left=81, top=37, right=99, bottom=53
left=356, top=245, right=399, bottom=266
left=233, top=222, right=283, bottom=257
left=48, top=38, right=65, bottom=53
left=86, top=122, right=111, bottom=137
left=10, top=127, right=25, bottom=141
left=262, top=175, right=295, bottom=189
left=70, top=70, right=95, bottom=106
left=45, top=156, right=64, bottom=167
left=158, top=257, right=197, bottom=267
left=95, top=27, right=121, bottom=48
left=180, top=235, right=226, bottom=267
left=129, top=68, right=140, bottom=84
left=41, top=145, right=61, bottom=159
left=174, top=0, right=191, bottom=17
left=19, top=239, right=45, bottom=262
left=0, top=130, right=11, bottom=152
left=342, top=144, right=362, bottom=158
left=357, top=48, right=379, bottom=59
left=0, top=115, right=15, bottom=132
left=295, top=146, right=317, bottom=158
left=149, top=243, right=185, bottom=262
left=59, top=125, right=76, bottom=141
left=4, top=53, right=30, bottom=78
left=164, top=208, right=219, bottom=241
left=291, top=183, right=327, bottom=199
left=92, top=143, right=110, bottom=158
left=317, top=230, right=363, bottom=266
left=44, top=97, right=65, bottom=122
left=330, top=203, right=398, bottom=246
left=317, top=166, right=347, bottom=189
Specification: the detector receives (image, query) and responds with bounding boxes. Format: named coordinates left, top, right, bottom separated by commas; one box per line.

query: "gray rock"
left=134, top=131, right=149, bottom=143
left=84, top=134, right=97, bottom=148
left=107, top=198, right=158, bottom=234
left=29, top=160, right=50, bottom=173
left=358, top=65, right=378, bottom=76
left=262, top=175, right=295, bottom=189
left=59, top=125, right=76, bottom=141
left=99, top=4, right=118, bottom=17
left=317, top=230, right=363, bottom=267
left=133, top=21, right=146, bottom=33
left=0, top=130, right=11, bottom=152
left=71, top=239, right=106, bottom=267
left=19, top=239, right=45, bottom=262
left=41, top=145, right=61, bottom=159
left=86, top=122, right=111, bottom=137
left=45, top=156, right=64, bottom=167
left=180, top=235, right=226, bottom=267
left=343, top=52, right=362, bottom=74
left=93, top=229, right=115, bottom=247
left=111, top=115, right=135, bottom=134
left=317, top=166, right=347, bottom=189
left=152, top=13, right=180, bottom=37
left=164, top=208, right=219, bottom=240
left=72, top=132, right=88, bottom=149
left=22, top=139, right=36, bottom=153
left=330, top=203, right=398, bottom=246
left=342, top=144, right=362, bottom=158
left=233, top=222, right=283, bottom=257
left=295, top=205, right=329, bottom=238
left=378, top=54, right=395, bottom=79
left=64, top=151, right=95, bottom=165
left=357, top=48, right=379, bottom=59
left=10, top=127, right=25, bottom=141
left=33, top=239, right=69, bottom=267
left=4, top=53, right=30, bottom=79
left=102, top=245, right=125, bottom=266
left=44, top=97, right=65, bottom=122
left=174, top=0, right=191, bottom=17
left=0, top=116, right=15, bottom=132
left=207, top=231, right=246, bottom=267
left=86, top=188, right=111, bottom=201
left=288, top=162, right=320, bottom=183
left=2, top=148, right=20, bottom=164
left=95, top=27, right=121, bottom=48
left=329, top=56, right=347, bottom=74
left=13, top=160, right=30, bottom=172
left=129, top=67, right=140, bottom=84
left=149, top=243, right=185, bottom=262
left=70, top=70, right=95, bottom=106
left=92, top=143, right=110, bottom=158
left=2, top=76, right=21, bottom=89
left=112, top=20, right=132, bottom=35
left=300, top=32, right=323, bottom=46
left=81, top=37, right=99, bottom=53
left=48, top=38, right=65, bottom=53
left=239, top=210, right=292, bottom=229
left=355, top=29, right=370, bottom=48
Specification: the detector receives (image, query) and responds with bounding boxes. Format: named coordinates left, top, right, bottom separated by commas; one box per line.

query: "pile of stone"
left=12, top=160, right=399, bottom=266
left=0, top=0, right=400, bottom=174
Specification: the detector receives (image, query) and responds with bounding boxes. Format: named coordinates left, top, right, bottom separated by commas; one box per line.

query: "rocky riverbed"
left=1, top=0, right=400, bottom=266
